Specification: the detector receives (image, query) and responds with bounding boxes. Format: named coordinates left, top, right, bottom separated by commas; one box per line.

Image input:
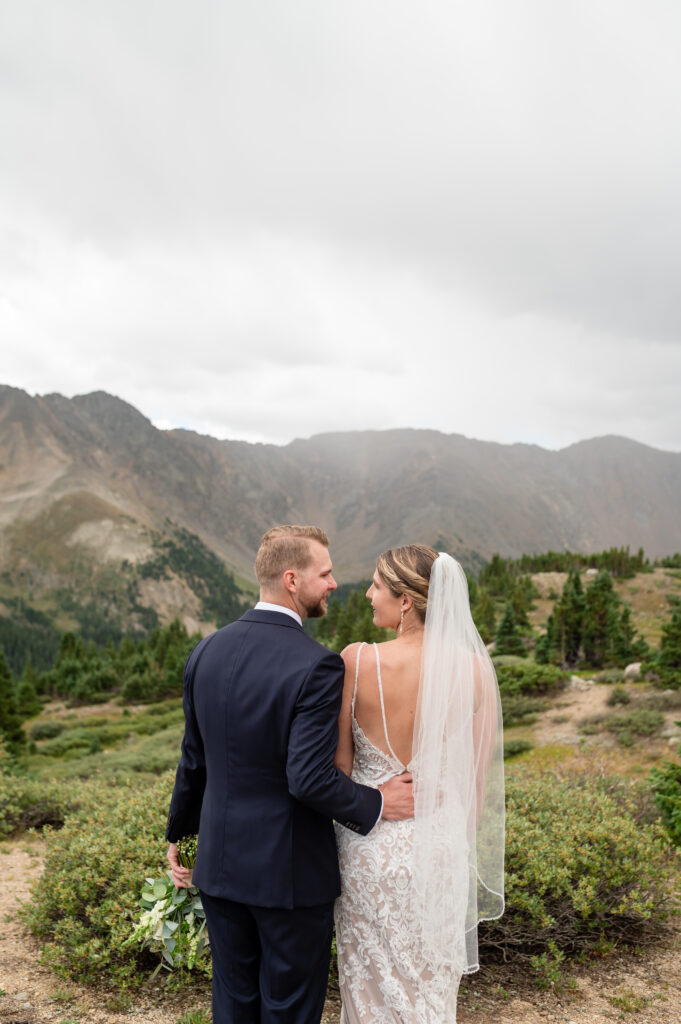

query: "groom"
left=166, top=525, right=414, bottom=1024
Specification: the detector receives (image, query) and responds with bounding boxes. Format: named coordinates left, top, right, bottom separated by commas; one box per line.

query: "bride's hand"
left=378, top=773, right=414, bottom=821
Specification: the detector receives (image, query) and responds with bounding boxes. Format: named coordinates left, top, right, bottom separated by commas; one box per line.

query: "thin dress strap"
left=373, top=643, right=400, bottom=763
left=351, top=642, right=366, bottom=716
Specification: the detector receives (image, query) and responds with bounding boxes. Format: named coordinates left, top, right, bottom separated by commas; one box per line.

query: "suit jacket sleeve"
left=165, top=637, right=209, bottom=842
left=286, top=650, right=382, bottom=835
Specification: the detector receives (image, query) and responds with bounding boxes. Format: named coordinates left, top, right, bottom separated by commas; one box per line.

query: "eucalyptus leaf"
left=162, top=949, right=175, bottom=966
left=152, top=880, right=168, bottom=899
left=164, top=937, right=176, bottom=952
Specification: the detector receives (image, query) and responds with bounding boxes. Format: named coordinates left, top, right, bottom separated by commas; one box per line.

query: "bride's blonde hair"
left=375, top=544, right=439, bottom=622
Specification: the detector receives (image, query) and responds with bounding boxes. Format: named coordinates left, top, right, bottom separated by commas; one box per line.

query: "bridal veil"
left=412, top=552, right=505, bottom=973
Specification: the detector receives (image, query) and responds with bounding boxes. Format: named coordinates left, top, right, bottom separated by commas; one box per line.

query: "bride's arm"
left=334, top=642, right=360, bottom=776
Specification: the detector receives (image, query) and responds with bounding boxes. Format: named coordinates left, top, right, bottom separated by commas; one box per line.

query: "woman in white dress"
left=334, top=545, right=505, bottom=1023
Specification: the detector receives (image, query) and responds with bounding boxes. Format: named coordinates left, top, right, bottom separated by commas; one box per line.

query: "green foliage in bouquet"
left=125, top=835, right=209, bottom=977
left=479, top=771, right=675, bottom=965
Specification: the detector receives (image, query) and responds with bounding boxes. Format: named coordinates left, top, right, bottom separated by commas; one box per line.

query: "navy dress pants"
left=200, top=891, right=335, bottom=1024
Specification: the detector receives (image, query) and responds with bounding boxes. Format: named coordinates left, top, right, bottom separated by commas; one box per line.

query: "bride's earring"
left=399, top=606, right=404, bottom=635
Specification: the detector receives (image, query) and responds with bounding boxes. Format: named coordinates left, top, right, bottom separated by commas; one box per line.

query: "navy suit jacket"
left=166, top=609, right=382, bottom=908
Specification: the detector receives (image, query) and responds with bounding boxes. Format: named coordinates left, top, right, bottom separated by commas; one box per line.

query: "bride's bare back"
left=337, top=637, right=423, bottom=772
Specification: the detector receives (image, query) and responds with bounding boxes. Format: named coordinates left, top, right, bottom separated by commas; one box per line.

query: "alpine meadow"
left=1, top=386, right=680, bottom=1024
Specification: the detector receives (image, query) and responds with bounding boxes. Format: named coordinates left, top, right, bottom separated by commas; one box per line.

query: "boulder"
left=624, top=662, right=642, bottom=681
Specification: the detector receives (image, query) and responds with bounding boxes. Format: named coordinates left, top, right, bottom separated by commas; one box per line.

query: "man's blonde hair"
left=255, top=525, right=330, bottom=589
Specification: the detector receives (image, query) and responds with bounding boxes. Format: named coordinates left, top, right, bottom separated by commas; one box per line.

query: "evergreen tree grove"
left=0, top=651, right=25, bottom=755
left=583, top=571, right=621, bottom=667
left=16, top=656, right=42, bottom=719
left=656, top=601, right=681, bottom=688
left=494, top=603, right=525, bottom=657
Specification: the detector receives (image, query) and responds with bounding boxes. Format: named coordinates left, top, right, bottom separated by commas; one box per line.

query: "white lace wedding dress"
left=334, top=643, right=463, bottom=1023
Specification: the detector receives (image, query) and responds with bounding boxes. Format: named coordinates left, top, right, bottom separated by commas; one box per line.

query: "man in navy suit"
left=166, top=525, right=414, bottom=1023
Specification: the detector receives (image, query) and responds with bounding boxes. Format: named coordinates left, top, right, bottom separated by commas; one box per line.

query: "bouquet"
left=125, top=835, right=210, bottom=976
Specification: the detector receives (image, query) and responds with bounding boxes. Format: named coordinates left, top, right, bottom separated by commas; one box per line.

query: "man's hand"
left=167, top=842, right=193, bottom=889
left=379, top=772, right=414, bottom=821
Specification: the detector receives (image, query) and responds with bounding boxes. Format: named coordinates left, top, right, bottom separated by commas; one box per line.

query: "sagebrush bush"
left=650, top=750, right=681, bottom=847
left=23, top=764, right=677, bottom=990
left=579, top=709, right=665, bottom=745
left=495, top=661, right=568, bottom=697
left=43, top=725, right=185, bottom=781
left=501, top=694, right=548, bottom=728
left=29, top=721, right=66, bottom=741
left=594, top=669, right=625, bottom=684
left=22, top=772, right=177, bottom=988
left=0, top=772, right=73, bottom=837
left=479, top=771, right=674, bottom=962
left=503, top=739, right=533, bottom=759
left=606, top=686, right=631, bottom=706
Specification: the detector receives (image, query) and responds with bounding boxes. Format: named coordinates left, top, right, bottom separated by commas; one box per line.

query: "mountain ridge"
left=1, top=384, right=680, bottom=636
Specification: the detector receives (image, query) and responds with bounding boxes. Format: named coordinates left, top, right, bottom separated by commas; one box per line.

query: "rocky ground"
left=1, top=675, right=680, bottom=1024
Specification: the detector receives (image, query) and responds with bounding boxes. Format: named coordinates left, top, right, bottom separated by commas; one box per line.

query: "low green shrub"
left=503, top=739, right=533, bottom=759
left=0, top=772, right=74, bottom=837
left=501, top=694, right=548, bottom=727
left=644, top=690, right=681, bottom=711
left=43, top=725, right=184, bottom=781
left=607, top=686, right=631, bottom=706
left=650, top=740, right=681, bottom=847
left=578, top=709, right=665, bottom=745
left=29, top=721, right=66, bottom=741
left=480, top=772, right=674, bottom=963
left=23, top=763, right=677, bottom=991
left=594, top=669, right=625, bottom=684
left=496, top=661, right=568, bottom=697
left=22, top=772, right=178, bottom=988
left=492, top=655, right=527, bottom=668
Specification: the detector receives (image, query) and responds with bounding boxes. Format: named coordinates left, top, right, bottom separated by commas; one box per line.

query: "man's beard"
left=303, top=596, right=327, bottom=619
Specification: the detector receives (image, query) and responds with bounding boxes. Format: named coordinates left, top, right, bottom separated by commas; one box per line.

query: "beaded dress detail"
left=334, top=643, right=463, bottom=1023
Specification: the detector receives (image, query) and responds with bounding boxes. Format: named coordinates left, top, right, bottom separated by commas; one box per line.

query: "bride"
left=334, top=545, right=505, bottom=1023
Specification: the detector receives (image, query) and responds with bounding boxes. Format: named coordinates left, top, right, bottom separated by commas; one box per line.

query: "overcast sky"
left=2, top=1, right=680, bottom=451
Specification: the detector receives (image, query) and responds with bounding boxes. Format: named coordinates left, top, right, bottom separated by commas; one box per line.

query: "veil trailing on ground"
left=412, top=553, right=505, bottom=973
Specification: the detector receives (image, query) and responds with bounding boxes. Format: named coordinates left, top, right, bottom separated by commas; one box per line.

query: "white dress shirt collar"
left=254, top=601, right=303, bottom=627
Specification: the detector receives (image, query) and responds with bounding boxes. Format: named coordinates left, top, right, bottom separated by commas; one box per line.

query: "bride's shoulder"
left=339, top=640, right=365, bottom=666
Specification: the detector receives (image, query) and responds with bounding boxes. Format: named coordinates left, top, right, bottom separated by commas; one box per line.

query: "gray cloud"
left=1, top=0, right=680, bottom=450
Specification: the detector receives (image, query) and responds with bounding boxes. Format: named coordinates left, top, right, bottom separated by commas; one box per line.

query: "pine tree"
left=15, top=656, right=42, bottom=719
left=494, top=603, right=525, bottom=657
left=510, top=581, right=531, bottom=630
left=583, top=571, right=620, bottom=667
left=534, top=613, right=557, bottom=665
left=613, top=605, right=637, bottom=665
left=656, top=601, right=681, bottom=688
left=553, top=571, right=586, bottom=667
left=473, top=589, right=496, bottom=644
left=0, top=650, right=25, bottom=755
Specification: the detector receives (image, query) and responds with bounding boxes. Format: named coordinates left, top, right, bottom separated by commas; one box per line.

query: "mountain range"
left=1, top=383, right=680, bottom=641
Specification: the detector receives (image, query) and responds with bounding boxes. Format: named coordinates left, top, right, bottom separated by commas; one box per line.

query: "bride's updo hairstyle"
left=375, top=544, right=439, bottom=622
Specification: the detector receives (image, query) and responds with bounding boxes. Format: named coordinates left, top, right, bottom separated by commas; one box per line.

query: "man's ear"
left=283, top=569, right=296, bottom=593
